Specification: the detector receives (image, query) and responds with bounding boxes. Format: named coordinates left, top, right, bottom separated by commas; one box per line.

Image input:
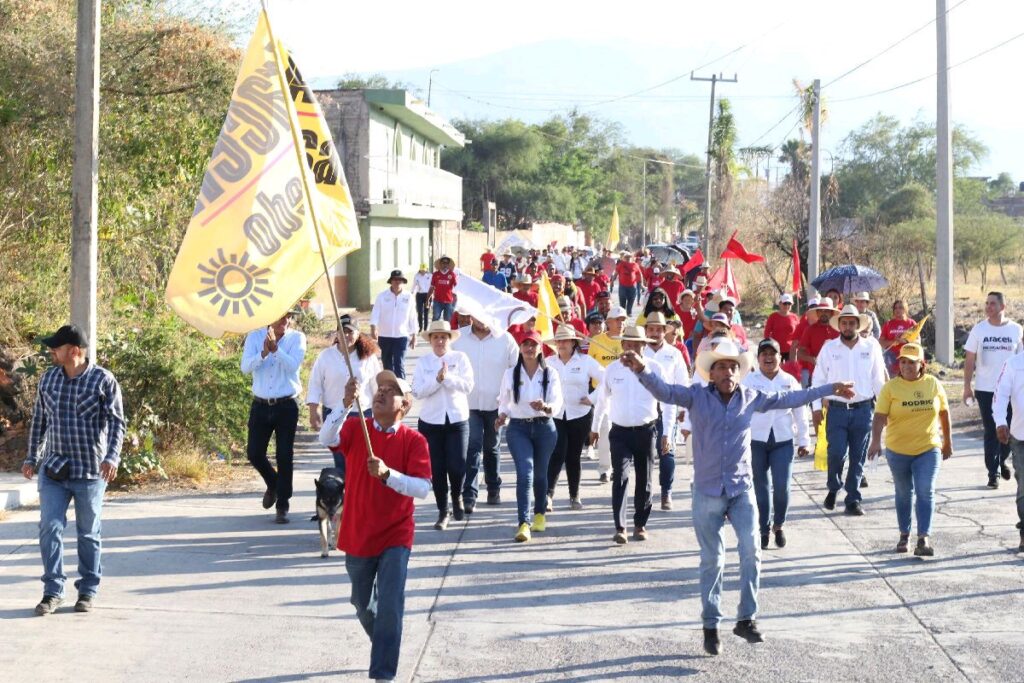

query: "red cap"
left=518, top=330, right=543, bottom=346
left=550, top=273, right=564, bottom=281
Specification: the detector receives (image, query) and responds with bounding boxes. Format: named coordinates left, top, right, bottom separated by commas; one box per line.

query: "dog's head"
left=315, top=467, right=345, bottom=515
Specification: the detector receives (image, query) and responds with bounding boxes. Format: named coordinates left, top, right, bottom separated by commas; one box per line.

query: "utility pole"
left=427, top=68, right=439, bottom=106
left=935, top=0, right=954, bottom=364
left=691, top=72, right=737, bottom=257
left=72, top=0, right=100, bottom=363
left=808, top=78, right=822, bottom=293
left=641, top=160, right=647, bottom=247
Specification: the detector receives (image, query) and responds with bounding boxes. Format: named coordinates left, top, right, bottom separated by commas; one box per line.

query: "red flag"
left=791, top=238, right=801, bottom=297
left=706, top=261, right=740, bottom=302
left=681, top=249, right=705, bottom=274
left=720, top=231, right=765, bottom=264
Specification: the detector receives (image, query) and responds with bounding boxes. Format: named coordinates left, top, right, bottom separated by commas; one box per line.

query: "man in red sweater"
left=797, top=297, right=839, bottom=381
left=764, top=293, right=800, bottom=360
left=575, top=267, right=602, bottom=312
left=615, top=252, right=644, bottom=317
left=318, top=370, right=431, bottom=683
left=659, top=267, right=686, bottom=316
left=512, top=274, right=539, bottom=307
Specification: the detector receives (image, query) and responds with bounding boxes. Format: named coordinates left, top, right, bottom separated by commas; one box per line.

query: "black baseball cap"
left=757, top=338, right=781, bottom=355
left=41, top=324, right=89, bottom=349
left=388, top=269, right=407, bottom=283
left=585, top=312, right=604, bottom=324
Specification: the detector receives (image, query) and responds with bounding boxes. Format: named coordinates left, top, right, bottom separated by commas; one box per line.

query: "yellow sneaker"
left=514, top=523, right=531, bottom=542
left=532, top=513, right=547, bottom=532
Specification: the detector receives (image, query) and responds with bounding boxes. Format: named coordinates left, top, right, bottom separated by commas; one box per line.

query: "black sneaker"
left=599, top=472, right=610, bottom=484
left=703, top=628, right=721, bottom=655
left=34, top=595, right=63, bottom=616
left=774, top=528, right=787, bottom=548
left=860, top=476, right=869, bottom=488
left=1002, top=464, right=1012, bottom=481
left=733, top=619, right=765, bottom=643
left=434, top=510, right=450, bottom=530
left=74, top=594, right=94, bottom=612
left=760, top=532, right=770, bottom=550
left=987, top=475, right=999, bottom=489
left=464, top=501, right=476, bottom=515
left=262, top=488, right=277, bottom=510
left=844, top=502, right=865, bottom=516
left=486, top=492, right=501, bottom=505
left=914, top=536, right=934, bottom=557
left=452, top=505, right=465, bottom=522
left=274, top=510, right=289, bottom=524
left=823, top=491, right=836, bottom=510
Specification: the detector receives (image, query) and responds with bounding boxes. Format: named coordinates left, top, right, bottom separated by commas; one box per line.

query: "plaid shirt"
left=25, top=363, right=126, bottom=480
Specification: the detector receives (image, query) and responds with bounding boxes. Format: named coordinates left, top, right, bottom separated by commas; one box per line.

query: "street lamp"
left=427, top=69, right=439, bottom=106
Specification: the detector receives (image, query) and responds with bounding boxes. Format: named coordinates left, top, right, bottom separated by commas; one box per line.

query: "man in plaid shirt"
left=22, top=324, right=125, bottom=616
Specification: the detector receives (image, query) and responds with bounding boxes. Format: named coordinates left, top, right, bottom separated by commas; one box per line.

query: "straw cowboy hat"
left=814, top=296, right=839, bottom=314
left=514, top=274, right=534, bottom=286
left=421, top=319, right=461, bottom=342
left=661, top=267, right=681, bottom=278
left=544, top=325, right=583, bottom=348
left=435, top=255, right=455, bottom=269
left=695, top=338, right=754, bottom=382
left=611, top=324, right=654, bottom=343
left=829, top=304, right=871, bottom=333
left=644, top=311, right=669, bottom=327
left=853, top=291, right=872, bottom=302
left=693, top=275, right=709, bottom=288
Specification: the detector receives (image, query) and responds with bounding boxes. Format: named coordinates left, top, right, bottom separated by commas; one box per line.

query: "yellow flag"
left=165, top=10, right=359, bottom=337
left=902, top=315, right=929, bottom=344
left=605, top=205, right=620, bottom=250
left=535, top=272, right=560, bottom=341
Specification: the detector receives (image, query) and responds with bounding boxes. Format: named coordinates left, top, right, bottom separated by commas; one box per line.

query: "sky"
left=239, top=0, right=1023, bottom=181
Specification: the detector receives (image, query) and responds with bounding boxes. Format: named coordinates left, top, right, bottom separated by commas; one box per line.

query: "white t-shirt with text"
left=965, top=319, right=1024, bottom=392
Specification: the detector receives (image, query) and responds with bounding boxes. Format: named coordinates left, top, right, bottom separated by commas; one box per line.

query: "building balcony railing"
left=376, top=158, right=462, bottom=212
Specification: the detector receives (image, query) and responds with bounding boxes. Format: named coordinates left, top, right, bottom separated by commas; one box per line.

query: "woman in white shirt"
left=742, top=338, right=810, bottom=550
left=496, top=330, right=563, bottom=543
left=545, top=326, right=604, bottom=511
left=305, top=315, right=383, bottom=470
left=411, top=264, right=434, bottom=332
left=412, top=320, right=475, bottom=531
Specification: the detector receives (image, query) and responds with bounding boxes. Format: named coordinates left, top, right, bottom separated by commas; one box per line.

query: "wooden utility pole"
left=935, top=0, right=954, bottom=364
left=808, top=78, right=822, bottom=294
left=691, top=72, right=737, bottom=257
left=72, top=0, right=100, bottom=362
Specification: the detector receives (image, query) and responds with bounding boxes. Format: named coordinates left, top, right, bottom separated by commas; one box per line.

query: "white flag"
left=453, top=269, right=535, bottom=333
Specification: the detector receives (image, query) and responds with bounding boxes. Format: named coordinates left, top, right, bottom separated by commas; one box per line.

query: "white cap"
left=778, top=293, right=794, bottom=304
left=606, top=305, right=628, bottom=319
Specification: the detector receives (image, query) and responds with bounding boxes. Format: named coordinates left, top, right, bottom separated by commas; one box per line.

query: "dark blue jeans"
left=419, top=418, right=469, bottom=512
left=345, top=545, right=411, bottom=680
left=750, top=434, right=795, bottom=533
left=975, top=390, right=1012, bottom=476
left=247, top=397, right=299, bottom=512
left=38, top=472, right=106, bottom=598
left=506, top=417, right=557, bottom=524
left=618, top=285, right=638, bottom=316
left=464, top=409, right=500, bottom=504
left=415, top=293, right=430, bottom=331
left=653, top=412, right=676, bottom=494
left=378, top=336, right=409, bottom=380
left=431, top=301, right=454, bottom=322
left=825, top=402, right=873, bottom=507
left=609, top=422, right=656, bottom=531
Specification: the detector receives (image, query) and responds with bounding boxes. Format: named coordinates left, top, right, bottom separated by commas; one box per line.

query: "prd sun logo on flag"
left=197, top=249, right=273, bottom=318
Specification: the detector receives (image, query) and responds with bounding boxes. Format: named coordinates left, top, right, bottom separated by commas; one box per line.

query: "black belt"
left=253, top=395, right=296, bottom=406
left=510, top=416, right=552, bottom=424
left=829, top=399, right=874, bottom=410
left=611, top=420, right=657, bottom=431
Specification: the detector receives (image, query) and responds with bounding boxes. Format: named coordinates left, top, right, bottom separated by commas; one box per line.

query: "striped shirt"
left=25, top=363, right=126, bottom=479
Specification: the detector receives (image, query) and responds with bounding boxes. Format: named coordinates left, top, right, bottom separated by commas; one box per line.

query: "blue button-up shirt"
left=241, top=328, right=307, bottom=399
left=482, top=270, right=509, bottom=291
left=638, top=368, right=833, bottom=497
left=26, top=363, right=126, bottom=479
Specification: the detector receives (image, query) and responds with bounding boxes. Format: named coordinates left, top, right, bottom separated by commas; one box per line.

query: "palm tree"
left=778, top=139, right=809, bottom=186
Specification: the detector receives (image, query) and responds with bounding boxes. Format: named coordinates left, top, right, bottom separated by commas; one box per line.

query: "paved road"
left=1, top=344, right=1023, bottom=682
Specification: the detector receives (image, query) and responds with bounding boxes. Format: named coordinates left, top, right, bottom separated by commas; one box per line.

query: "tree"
left=709, top=98, right=737, bottom=250
left=988, top=172, right=1017, bottom=198
left=877, top=183, right=935, bottom=226
left=336, top=73, right=415, bottom=91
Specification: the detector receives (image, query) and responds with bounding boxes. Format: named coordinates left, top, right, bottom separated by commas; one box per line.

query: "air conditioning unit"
left=383, top=188, right=395, bottom=204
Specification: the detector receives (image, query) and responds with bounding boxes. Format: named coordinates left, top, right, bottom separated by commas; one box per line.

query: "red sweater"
left=334, top=419, right=431, bottom=558
left=799, top=322, right=840, bottom=368
left=616, top=261, right=643, bottom=287
left=764, top=311, right=800, bottom=353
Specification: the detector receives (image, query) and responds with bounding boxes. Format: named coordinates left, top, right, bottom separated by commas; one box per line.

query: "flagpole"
left=261, top=5, right=379, bottom=463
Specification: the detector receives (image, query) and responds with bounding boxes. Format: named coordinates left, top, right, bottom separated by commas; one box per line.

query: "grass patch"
left=0, top=508, right=9, bottom=521
left=162, top=448, right=212, bottom=484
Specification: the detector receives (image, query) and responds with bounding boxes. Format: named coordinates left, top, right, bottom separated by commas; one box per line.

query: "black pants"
left=609, top=422, right=656, bottom=531
left=247, top=398, right=299, bottom=512
left=419, top=418, right=470, bottom=512
left=548, top=411, right=593, bottom=499
left=976, top=390, right=1012, bottom=476
left=415, top=293, right=430, bottom=332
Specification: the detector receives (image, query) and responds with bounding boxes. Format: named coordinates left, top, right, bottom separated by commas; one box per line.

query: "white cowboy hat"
left=543, top=325, right=583, bottom=348
left=829, top=304, right=871, bottom=333
left=611, top=324, right=654, bottom=343
left=694, top=276, right=709, bottom=288
left=695, top=338, right=754, bottom=382
left=661, top=267, right=681, bottom=278
left=514, top=274, right=534, bottom=286
left=421, top=319, right=461, bottom=342
left=853, top=291, right=872, bottom=301
left=814, top=296, right=839, bottom=314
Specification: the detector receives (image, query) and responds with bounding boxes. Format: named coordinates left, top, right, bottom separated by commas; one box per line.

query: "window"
left=375, top=239, right=381, bottom=272
left=393, top=238, right=399, bottom=268
left=408, top=238, right=413, bottom=266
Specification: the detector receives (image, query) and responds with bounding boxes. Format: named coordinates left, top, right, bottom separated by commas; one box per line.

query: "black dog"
left=311, top=467, right=344, bottom=558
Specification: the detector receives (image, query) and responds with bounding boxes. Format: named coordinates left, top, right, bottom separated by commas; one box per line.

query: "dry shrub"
left=161, top=448, right=211, bottom=484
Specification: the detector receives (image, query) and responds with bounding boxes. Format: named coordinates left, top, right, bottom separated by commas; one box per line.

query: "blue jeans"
left=419, top=418, right=469, bottom=512
left=654, top=413, right=676, bottom=494
left=825, top=402, right=873, bottom=507
left=750, top=435, right=794, bottom=533
left=38, top=472, right=107, bottom=598
left=506, top=418, right=557, bottom=525
left=345, top=545, right=411, bottom=681
left=886, top=448, right=940, bottom=535
left=618, top=285, right=638, bottom=316
left=378, top=336, right=409, bottom=380
left=464, top=409, right=501, bottom=504
left=431, top=301, right=454, bottom=322
left=691, top=486, right=760, bottom=629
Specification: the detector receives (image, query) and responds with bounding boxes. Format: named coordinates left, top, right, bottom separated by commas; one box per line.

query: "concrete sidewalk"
left=2, top=344, right=1023, bottom=682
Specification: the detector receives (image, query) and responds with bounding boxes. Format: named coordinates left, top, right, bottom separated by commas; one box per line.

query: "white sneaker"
left=584, top=446, right=597, bottom=461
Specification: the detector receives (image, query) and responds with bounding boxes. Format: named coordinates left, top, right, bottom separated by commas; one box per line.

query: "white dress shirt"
left=593, top=359, right=666, bottom=429
left=743, top=369, right=811, bottom=447
left=370, top=288, right=418, bottom=338
left=412, top=272, right=433, bottom=294
left=993, top=353, right=1024, bottom=439
left=811, top=336, right=887, bottom=410
left=643, top=342, right=688, bottom=431
left=451, top=328, right=519, bottom=412
left=305, top=345, right=383, bottom=413
left=411, top=350, right=474, bottom=424
left=241, top=328, right=306, bottom=399
left=548, top=352, right=605, bottom=421
left=497, top=363, right=564, bottom=419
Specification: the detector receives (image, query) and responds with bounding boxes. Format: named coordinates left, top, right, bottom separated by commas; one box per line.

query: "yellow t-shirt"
left=587, top=333, right=622, bottom=368
left=875, top=375, right=948, bottom=455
